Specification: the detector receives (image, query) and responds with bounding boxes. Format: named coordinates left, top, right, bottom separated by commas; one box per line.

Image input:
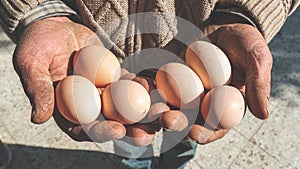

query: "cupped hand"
left=188, top=21, right=273, bottom=144
left=13, top=16, right=126, bottom=142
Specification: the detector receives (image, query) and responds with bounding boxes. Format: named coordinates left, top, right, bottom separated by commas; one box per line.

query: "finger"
left=87, top=120, right=126, bottom=143
left=149, top=120, right=162, bottom=132
left=121, top=68, right=130, bottom=76
left=147, top=102, right=170, bottom=122
left=159, top=110, right=189, bottom=132
left=54, top=107, right=126, bottom=143
left=188, top=124, right=230, bottom=144
left=13, top=50, right=54, bottom=124
left=132, top=76, right=150, bottom=92
left=123, top=123, right=156, bottom=147
left=244, top=42, right=273, bottom=119
left=120, top=68, right=136, bottom=80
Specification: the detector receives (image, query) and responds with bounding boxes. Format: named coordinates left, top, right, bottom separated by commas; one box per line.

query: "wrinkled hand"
left=188, top=20, right=273, bottom=144
left=13, top=16, right=126, bottom=142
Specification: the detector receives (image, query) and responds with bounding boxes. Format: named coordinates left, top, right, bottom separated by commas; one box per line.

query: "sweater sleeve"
left=215, top=0, right=300, bottom=43
left=0, top=0, right=77, bottom=43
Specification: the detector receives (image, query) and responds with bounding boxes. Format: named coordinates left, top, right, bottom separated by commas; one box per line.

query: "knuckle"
left=250, top=42, right=273, bottom=66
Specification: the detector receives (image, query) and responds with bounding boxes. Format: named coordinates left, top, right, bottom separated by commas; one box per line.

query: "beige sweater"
left=0, top=0, right=299, bottom=59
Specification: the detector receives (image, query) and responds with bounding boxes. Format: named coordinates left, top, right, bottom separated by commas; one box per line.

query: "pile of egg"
left=55, top=41, right=245, bottom=144
left=156, top=41, right=245, bottom=130
left=56, top=45, right=151, bottom=125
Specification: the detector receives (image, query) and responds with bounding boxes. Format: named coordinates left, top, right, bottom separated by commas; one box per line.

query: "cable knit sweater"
left=0, top=0, right=299, bottom=59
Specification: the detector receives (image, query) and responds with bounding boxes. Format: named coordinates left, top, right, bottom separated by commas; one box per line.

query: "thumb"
left=216, top=24, right=273, bottom=120
left=244, top=42, right=273, bottom=119
left=13, top=48, right=54, bottom=124
left=29, top=74, right=54, bottom=124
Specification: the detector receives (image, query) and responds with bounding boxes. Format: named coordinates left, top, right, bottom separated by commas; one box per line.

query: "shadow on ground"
left=268, top=9, right=300, bottom=98
left=6, top=144, right=129, bottom=169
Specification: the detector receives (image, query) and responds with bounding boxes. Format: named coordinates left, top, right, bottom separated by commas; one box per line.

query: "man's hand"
left=188, top=20, right=273, bottom=144
left=13, top=16, right=127, bottom=142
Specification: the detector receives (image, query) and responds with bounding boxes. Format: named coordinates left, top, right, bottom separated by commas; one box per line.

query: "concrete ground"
left=0, top=9, right=299, bottom=169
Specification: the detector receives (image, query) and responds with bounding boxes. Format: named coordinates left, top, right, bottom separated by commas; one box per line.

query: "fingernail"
left=266, top=101, right=270, bottom=113
left=71, top=126, right=82, bottom=135
left=31, top=108, right=36, bottom=120
left=31, top=108, right=45, bottom=124
left=265, top=97, right=270, bottom=118
left=67, top=127, right=72, bottom=132
left=32, top=110, right=36, bottom=116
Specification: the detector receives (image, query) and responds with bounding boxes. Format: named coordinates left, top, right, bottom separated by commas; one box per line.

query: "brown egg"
left=201, top=86, right=245, bottom=129
left=101, top=80, right=151, bottom=125
left=73, top=45, right=121, bottom=88
left=186, top=41, right=231, bottom=89
left=155, top=62, right=204, bottom=109
left=55, top=75, right=101, bottom=124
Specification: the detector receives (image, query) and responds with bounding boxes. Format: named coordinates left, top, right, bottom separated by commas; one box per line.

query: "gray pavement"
left=0, top=9, right=299, bottom=169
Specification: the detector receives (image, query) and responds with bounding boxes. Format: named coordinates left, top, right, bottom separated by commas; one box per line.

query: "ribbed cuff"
left=216, top=0, right=292, bottom=43
left=21, top=1, right=77, bottom=28
left=0, top=0, right=77, bottom=42
left=212, top=8, right=257, bottom=28
left=290, top=0, right=300, bottom=15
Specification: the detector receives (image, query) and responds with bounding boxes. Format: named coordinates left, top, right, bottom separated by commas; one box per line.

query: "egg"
left=185, top=41, right=231, bottom=89
left=55, top=75, right=101, bottom=124
left=155, top=62, right=204, bottom=109
left=101, top=80, right=151, bottom=124
left=201, top=85, right=245, bottom=129
left=73, top=45, right=121, bottom=87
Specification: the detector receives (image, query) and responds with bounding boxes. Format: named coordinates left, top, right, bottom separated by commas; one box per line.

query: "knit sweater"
left=0, top=0, right=299, bottom=59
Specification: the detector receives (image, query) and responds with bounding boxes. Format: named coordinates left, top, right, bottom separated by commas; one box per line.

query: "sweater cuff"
left=290, top=0, right=300, bottom=15
left=216, top=0, right=293, bottom=43
left=212, top=8, right=257, bottom=28
left=0, top=0, right=77, bottom=43
left=21, top=1, right=77, bottom=27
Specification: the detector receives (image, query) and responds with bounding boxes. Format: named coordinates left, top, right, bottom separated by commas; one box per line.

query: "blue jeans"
left=113, top=136, right=197, bottom=169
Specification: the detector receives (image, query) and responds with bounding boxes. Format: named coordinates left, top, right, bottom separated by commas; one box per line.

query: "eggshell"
left=155, top=62, right=204, bottom=109
left=101, top=80, right=151, bottom=124
left=186, top=41, right=231, bottom=89
left=55, top=75, right=101, bottom=124
left=73, top=45, right=121, bottom=87
left=201, top=85, right=245, bottom=129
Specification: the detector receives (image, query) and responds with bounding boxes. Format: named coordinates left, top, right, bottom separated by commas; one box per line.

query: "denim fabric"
left=114, top=140, right=154, bottom=169
left=158, top=137, right=197, bottom=169
left=113, top=136, right=197, bottom=169
left=0, top=143, right=11, bottom=169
